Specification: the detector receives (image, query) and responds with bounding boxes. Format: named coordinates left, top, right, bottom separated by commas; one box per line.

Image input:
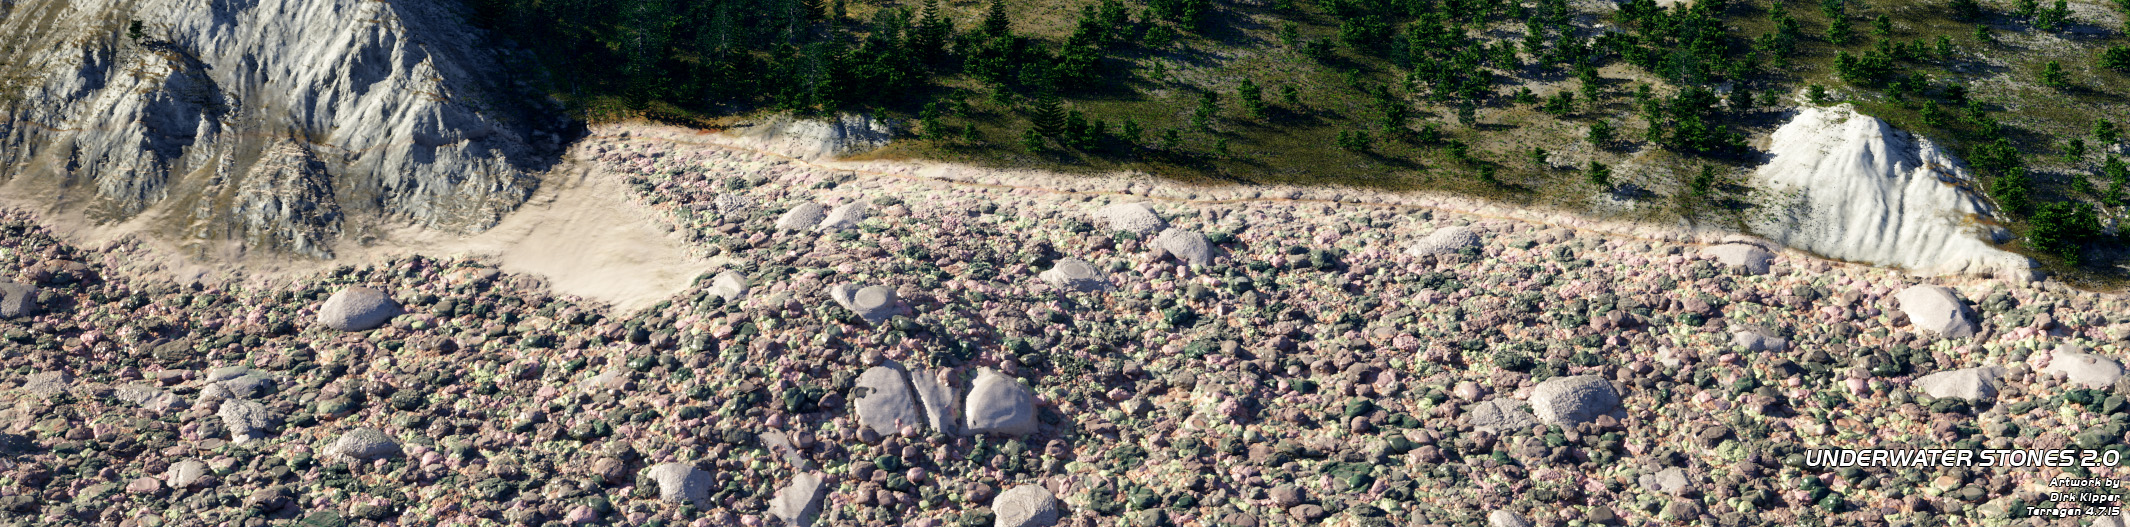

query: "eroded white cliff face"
left=1749, top=104, right=2035, bottom=280
left=0, top=0, right=563, bottom=258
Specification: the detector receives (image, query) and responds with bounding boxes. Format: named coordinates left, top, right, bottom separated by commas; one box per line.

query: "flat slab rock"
left=1488, top=510, right=1532, bottom=527
left=818, top=202, right=867, bottom=232
left=1038, top=259, right=1111, bottom=293
left=1529, top=375, right=1622, bottom=426
left=1465, top=398, right=1537, bottom=433
left=831, top=283, right=907, bottom=326
left=646, top=463, right=714, bottom=509
left=992, top=484, right=1061, bottom=527
left=217, top=399, right=276, bottom=443
left=1638, top=467, right=1692, bottom=496
left=910, top=368, right=961, bottom=435
left=965, top=368, right=1038, bottom=437
left=329, top=427, right=401, bottom=462
left=1699, top=243, right=1774, bottom=275
left=0, top=281, right=37, bottom=319
left=1912, top=365, right=2007, bottom=401
left=1731, top=328, right=1788, bottom=352
left=316, top=287, right=401, bottom=332
left=1408, top=226, right=1481, bottom=256
left=2044, top=346, right=2124, bottom=389
left=1893, top=285, right=1978, bottom=339
left=1094, top=203, right=1166, bottom=235
left=854, top=364, right=925, bottom=436
left=769, top=471, right=826, bottom=527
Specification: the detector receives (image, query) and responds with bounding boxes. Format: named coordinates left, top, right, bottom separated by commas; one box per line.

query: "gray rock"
left=1153, top=229, right=1213, bottom=267
left=0, top=281, right=37, bottom=319
left=777, top=203, right=827, bottom=231
left=1529, top=375, right=1622, bottom=426
left=222, top=374, right=274, bottom=398
left=713, top=194, right=754, bottom=213
left=910, top=368, right=961, bottom=436
left=965, top=368, right=1037, bottom=437
left=1465, top=398, right=1537, bottom=433
left=1912, top=365, right=2008, bottom=401
left=646, top=463, right=714, bottom=509
left=992, top=484, right=1060, bottom=527
left=769, top=472, right=826, bottom=527
left=1638, top=467, right=1691, bottom=496
left=1038, top=259, right=1111, bottom=293
left=166, top=459, right=209, bottom=488
left=854, top=365, right=924, bottom=436
left=1407, top=226, right=1481, bottom=256
left=205, top=366, right=251, bottom=383
left=114, top=384, right=165, bottom=405
left=328, top=428, right=401, bottom=462
left=316, top=287, right=401, bottom=332
left=831, top=283, right=907, bottom=326
left=1094, top=203, right=1166, bottom=235
left=1893, top=285, right=1978, bottom=338
left=1487, top=510, right=1532, bottom=527
left=1699, top=244, right=1774, bottom=275
left=758, top=430, right=809, bottom=468
left=2045, top=346, right=2125, bottom=389
left=217, top=399, right=277, bottom=443
left=19, top=371, right=70, bottom=396
left=817, top=202, right=867, bottom=232
left=1730, top=328, right=1787, bottom=352
left=708, top=270, right=749, bottom=302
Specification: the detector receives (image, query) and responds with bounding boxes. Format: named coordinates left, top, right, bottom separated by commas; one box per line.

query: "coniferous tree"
left=2041, top=61, right=2071, bottom=90
left=980, top=0, right=1011, bottom=37
left=1194, top=91, right=1221, bottom=131
left=1827, top=16, right=1855, bottom=45
left=1281, top=85, right=1302, bottom=107
left=1588, top=161, right=1613, bottom=190
left=1690, top=165, right=1718, bottom=197
left=1589, top=121, right=1614, bottom=149
left=2098, top=120, right=2123, bottom=145
left=1121, top=118, right=1144, bottom=145
left=1530, top=147, right=1550, bottom=168
left=2066, top=137, right=2089, bottom=162
left=2105, top=46, right=2130, bottom=72
left=1021, top=128, right=1046, bottom=151
left=1029, top=95, right=1066, bottom=137
left=1238, top=79, right=1267, bottom=119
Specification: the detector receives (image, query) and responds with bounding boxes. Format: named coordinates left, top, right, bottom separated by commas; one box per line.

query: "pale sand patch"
left=0, top=149, right=714, bottom=315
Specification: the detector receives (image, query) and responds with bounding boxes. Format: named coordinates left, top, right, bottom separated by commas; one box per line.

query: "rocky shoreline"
left=0, top=122, right=2124, bottom=527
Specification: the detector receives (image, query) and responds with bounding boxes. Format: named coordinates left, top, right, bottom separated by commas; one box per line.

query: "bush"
left=2106, top=46, right=2130, bottom=72
left=2028, top=201, right=2103, bottom=264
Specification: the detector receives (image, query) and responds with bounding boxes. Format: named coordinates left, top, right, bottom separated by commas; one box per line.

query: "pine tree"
left=1280, top=85, right=1302, bottom=107
left=2098, top=119, right=2122, bottom=145
left=1238, top=79, right=1267, bottom=119
left=1028, top=95, right=1066, bottom=137
left=1871, top=14, right=1893, bottom=37
left=1021, top=128, right=1046, bottom=151
left=2041, top=61, right=2071, bottom=90
left=1121, top=118, right=1144, bottom=144
left=2066, top=137, right=2089, bottom=162
left=980, top=0, right=1011, bottom=37
left=1690, top=165, right=1718, bottom=197
left=1194, top=91, right=1221, bottom=132
left=1827, top=16, right=1854, bottom=45
left=2105, top=46, right=2130, bottom=72
left=1588, top=161, right=1613, bottom=190
left=1589, top=121, right=1614, bottom=149
left=1530, top=147, right=1549, bottom=168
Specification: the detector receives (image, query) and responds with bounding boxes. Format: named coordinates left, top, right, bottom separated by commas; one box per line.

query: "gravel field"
left=1, top=123, right=2127, bottom=527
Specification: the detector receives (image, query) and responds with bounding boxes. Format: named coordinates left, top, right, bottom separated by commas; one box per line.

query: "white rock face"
left=1749, top=105, right=2034, bottom=280
left=0, top=0, right=557, bottom=258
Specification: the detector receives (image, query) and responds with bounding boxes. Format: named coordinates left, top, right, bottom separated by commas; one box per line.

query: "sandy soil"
left=0, top=147, right=715, bottom=314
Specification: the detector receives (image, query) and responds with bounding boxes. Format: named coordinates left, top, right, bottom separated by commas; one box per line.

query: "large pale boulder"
left=1094, top=203, right=1166, bottom=235
left=1038, top=259, right=1111, bottom=293
left=1912, top=365, right=2007, bottom=401
left=646, top=463, right=714, bottom=509
left=1894, top=285, right=1978, bottom=338
left=1408, top=226, right=1481, bottom=256
left=1528, top=375, right=1621, bottom=426
left=2044, top=346, right=2125, bottom=389
left=316, top=287, right=401, bottom=331
left=777, top=203, right=827, bottom=231
left=992, top=485, right=1061, bottom=527
left=965, top=368, right=1038, bottom=437
left=1700, top=244, right=1774, bottom=275
left=1153, top=229, right=1214, bottom=267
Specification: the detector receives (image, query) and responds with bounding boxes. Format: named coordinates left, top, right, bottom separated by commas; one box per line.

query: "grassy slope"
left=563, top=0, right=2130, bottom=281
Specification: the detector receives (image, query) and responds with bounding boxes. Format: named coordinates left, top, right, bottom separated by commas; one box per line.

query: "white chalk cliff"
left=0, top=0, right=565, bottom=258
left=1749, top=104, right=2034, bottom=279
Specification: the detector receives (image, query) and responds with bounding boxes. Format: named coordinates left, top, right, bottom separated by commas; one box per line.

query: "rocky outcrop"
left=0, top=0, right=566, bottom=258
left=1749, top=104, right=2034, bottom=280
